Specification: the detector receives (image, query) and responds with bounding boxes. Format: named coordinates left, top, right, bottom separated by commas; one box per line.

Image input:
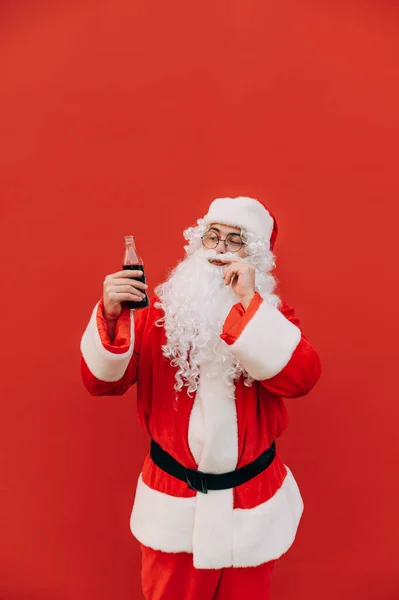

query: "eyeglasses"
left=201, top=230, right=245, bottom=253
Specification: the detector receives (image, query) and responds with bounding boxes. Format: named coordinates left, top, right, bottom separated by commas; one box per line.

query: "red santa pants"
left=140, top=544, right=275, bottom=600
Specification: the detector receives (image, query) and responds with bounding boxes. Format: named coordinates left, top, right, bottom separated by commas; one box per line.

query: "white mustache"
left=197, top=248, right=247, bottom=263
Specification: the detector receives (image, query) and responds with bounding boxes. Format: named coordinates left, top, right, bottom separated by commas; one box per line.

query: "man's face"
left=202, top=223, right=248, bottom=266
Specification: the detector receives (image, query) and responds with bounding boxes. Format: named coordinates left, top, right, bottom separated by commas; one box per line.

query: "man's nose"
left=216, top=239, right=226, bottom=253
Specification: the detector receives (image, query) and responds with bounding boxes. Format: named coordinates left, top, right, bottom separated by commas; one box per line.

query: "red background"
left=1, top=1, right=398, bottom=598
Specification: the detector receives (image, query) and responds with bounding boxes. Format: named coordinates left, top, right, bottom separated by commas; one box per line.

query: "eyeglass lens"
left=202, top=231, right=243, bottom=252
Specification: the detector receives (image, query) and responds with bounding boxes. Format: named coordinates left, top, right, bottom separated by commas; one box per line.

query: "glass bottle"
left=122, top=235, right=149, bottom=309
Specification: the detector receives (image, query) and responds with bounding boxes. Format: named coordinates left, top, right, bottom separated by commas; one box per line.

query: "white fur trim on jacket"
left=188, top=361, right=238, bottom=567
left=130, top=467, right=304, bottom=569
left=80, top=302, right=135, bottom=382
left=203, top=197, right=274, bottom=246
left=227, top=300, right=302, bottom=380
left=188, top=362, right=238, bottom=474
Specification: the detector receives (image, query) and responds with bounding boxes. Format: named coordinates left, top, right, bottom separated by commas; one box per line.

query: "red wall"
left=1, top=1, right=398, bottom=598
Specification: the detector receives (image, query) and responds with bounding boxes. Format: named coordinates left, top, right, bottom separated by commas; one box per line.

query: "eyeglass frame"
left=201, top=229, right=247, bottom=253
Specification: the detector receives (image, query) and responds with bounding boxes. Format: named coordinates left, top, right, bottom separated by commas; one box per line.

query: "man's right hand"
left=103, top=270, right=148, bottom=321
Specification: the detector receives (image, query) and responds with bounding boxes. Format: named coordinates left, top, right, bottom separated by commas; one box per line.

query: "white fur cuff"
left=228, top=300, right=301, bottom=380
left=80, top=303, right=134, bottom=382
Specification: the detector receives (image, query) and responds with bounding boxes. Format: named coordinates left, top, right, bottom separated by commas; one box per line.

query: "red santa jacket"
left=80, top=292, right=321, bottom=569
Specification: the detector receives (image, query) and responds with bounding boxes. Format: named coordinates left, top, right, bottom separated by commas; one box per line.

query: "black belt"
left=150, top=439, right=276, bottom=494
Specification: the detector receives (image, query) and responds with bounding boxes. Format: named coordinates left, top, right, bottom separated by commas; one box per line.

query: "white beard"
left=155, top=247, right=279, bottom=394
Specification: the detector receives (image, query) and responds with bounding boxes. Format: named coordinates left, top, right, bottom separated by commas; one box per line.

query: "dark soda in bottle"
left=122, top=235, right=149, bottom=309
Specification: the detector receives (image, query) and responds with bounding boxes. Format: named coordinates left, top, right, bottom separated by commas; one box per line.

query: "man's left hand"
left=221, top=258, right=256, bottom=309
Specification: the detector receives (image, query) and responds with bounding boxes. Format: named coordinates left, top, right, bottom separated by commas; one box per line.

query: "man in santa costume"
left=80, top=196, right=321, bottom=600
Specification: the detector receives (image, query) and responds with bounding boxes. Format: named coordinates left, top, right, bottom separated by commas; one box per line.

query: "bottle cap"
left=124, top=235, right=134, bottom=243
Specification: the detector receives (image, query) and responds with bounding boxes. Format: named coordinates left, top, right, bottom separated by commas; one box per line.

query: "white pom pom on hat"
left=203, top=196, right=278, bottom=250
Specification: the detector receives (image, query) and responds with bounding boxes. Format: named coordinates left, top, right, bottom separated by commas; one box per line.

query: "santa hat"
left=203, top=196, right=278, bottom=251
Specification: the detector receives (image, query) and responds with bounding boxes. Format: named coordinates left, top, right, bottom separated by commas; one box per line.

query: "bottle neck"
left=124, top=240, right=143, bottom=265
